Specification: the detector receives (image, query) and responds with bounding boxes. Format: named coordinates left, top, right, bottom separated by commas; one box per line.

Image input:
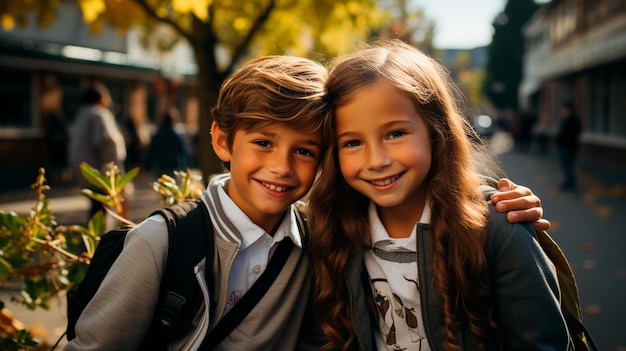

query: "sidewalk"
left=490, top=132, right=626, bottom=351
left=0, top=170, right=165, bottom=226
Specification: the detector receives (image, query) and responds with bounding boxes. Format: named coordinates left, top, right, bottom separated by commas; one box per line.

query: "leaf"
left=87, top=212, right=106, bottom=238
left=79, top=162, right=111, bottom=191
left=78, top=0, right=107, bottom=23
left=1, top=13, right=15, bottom=31
left=81, top=189, right=114, bottom=207
left=116, top=166, right=139, bottom=190
left=0, top=211, right=27, bottom=232
left=0, top=255, right=14, bottom=279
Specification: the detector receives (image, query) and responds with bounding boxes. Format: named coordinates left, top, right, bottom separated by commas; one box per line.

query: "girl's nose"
left=366, top=144, right=391, bottom=170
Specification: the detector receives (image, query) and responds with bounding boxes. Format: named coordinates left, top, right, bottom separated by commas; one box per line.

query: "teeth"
left=371, top=175, right=399, bottom=186
left=262, top=182, right=288, bottom=192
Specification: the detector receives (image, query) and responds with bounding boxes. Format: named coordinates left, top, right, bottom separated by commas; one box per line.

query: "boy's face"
left=212, top=122, right=322, bottom=233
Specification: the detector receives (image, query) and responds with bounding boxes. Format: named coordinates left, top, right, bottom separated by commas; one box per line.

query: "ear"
left=211, top=122, right=231, bottom=163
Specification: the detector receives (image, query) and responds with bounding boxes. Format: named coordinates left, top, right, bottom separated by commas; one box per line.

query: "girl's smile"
left=367, top=173, right=402, bottom=188
left=335, top=78, right=431, bottom=222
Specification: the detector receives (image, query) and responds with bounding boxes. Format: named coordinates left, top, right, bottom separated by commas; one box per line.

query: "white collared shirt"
left=203, top=174, right=302, bottom=315
left=365, top=200, right=432, bottom=351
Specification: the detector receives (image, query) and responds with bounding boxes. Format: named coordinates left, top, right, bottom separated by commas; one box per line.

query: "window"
left=0, top=68, right=32, bottom=128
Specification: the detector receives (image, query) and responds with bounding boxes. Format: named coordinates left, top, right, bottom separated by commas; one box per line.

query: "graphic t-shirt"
left=364, top=201, right=432, bottom=351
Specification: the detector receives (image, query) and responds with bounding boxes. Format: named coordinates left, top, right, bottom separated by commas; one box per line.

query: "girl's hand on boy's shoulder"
left=491, top=178, right=551, bottom=232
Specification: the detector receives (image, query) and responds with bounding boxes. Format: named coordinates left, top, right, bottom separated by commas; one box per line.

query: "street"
left=489, top=131, right=626, bottom=351
left=1, top=131, right=625, bottom=350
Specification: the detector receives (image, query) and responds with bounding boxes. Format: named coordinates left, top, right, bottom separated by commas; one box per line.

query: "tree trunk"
left=192, top=22, right=228, bottom=184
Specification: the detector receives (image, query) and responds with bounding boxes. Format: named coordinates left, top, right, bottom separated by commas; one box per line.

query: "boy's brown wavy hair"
left=210, top=55, right=332, bottom=170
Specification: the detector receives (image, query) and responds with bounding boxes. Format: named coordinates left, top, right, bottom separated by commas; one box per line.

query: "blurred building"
left=0, top=2, right=199, bottom=191
left=520, top=0, right=626, bottom=163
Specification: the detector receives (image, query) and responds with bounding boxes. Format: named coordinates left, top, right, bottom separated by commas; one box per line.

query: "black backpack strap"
left=200, top=237, right=295, bottom=350
left=65, top=228, right=130, bottom=340
left=564, top=309, right=599, bottom=351
left=141, top=200, right=215, bottom=349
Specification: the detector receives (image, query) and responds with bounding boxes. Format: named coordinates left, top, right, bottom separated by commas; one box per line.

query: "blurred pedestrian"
left=144, top=108, right=191, bottom=178
left=517, top=110, right=537, bottom=152
left=122, top=115, right=145, bottom=171
left=43, top=109, right=70, bottom=185
left=555, top=101, right=582, bottom=191
left=68, top=82, right=127, bottom=220
left=40, top=79, right=70, bottom=185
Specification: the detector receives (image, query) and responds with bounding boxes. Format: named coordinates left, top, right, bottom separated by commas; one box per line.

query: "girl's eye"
left=342, top=140, right=362, bottom=148
left=388, top=130, right=406, bottom=139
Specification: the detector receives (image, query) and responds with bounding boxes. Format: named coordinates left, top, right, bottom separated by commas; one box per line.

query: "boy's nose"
left=269, top=152, right=294, bottom=177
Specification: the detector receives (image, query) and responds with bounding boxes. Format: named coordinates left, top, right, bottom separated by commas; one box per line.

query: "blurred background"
left=0, top=0, right=624, bottom=349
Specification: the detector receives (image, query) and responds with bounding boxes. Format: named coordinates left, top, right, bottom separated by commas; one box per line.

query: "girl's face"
left=335, top=79, right=432, bottom=216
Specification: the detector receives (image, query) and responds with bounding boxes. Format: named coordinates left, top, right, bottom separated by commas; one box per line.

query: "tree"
left=483, top=0, right=538, bottom=112
left=1, top=0, right=390, bottom=180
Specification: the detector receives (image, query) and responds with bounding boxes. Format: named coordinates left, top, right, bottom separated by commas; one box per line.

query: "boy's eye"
left=295, top=148, right=316, bottom=158
left=388, top=130, right=406, bottom=139
left=253, top=140, right=271, bottom=147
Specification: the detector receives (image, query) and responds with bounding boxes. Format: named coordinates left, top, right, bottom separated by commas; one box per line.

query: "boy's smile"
left=212, top=122, right=321, bottom=233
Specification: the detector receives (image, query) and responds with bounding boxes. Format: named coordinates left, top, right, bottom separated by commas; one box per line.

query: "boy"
left=64, top=55, right=548, bottom=351
left=64, top=55, right=330, bottom=351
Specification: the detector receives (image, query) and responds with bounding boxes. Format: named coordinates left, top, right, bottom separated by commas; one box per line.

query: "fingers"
left=492, top=178, right=549, bottom=227
left=497, top=178, right=515, bottom=192
left=492, top=193, right=541, bottom=213
left=493, top=178, right=533, bottom=200
left=503, top=207, right=544, bottom=222
left=532, top=219, right=551, bottom=232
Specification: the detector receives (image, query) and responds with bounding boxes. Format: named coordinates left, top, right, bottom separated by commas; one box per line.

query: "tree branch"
left=133, top=0, right=193, bottom=42
left=227, top=0, right=276, bottom=73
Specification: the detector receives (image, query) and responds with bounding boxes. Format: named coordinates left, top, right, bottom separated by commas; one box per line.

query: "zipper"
left=349, top=252, right=371, bottom=350
left=217, top=246, right=239, bottom=321
left=181, top=259, right=211, bottom=351
left=416, top=225, right=433, bottom=350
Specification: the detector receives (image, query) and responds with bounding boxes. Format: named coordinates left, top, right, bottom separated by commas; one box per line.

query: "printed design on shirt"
left=227, top=290, right=242, bottom=306
left=372, top=277, right=425, bottom=350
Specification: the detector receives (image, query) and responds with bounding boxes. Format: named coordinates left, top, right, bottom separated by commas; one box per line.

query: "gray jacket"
left=342, top=204, right=573, bottom=350
left=68, top=105, right=126, bottom=187
left=64, top=202, right=312, bottom=351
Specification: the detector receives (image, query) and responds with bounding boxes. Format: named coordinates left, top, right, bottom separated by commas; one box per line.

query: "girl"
left=308, top=40, right=571, bottom=350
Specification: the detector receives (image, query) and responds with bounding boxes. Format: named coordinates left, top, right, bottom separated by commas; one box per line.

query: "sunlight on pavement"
left=485, top=131, right=514, bottom=154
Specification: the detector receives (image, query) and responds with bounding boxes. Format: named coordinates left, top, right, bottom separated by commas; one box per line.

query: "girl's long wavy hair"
left=308, top=40, right=496, bottom=350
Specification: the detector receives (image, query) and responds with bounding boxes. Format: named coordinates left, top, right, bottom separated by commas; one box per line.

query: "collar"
left=367, top=200, right=431, bottom=251
left=203, top=173, right=302, bottom=249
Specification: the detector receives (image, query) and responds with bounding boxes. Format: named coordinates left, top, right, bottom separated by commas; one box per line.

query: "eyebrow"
left=254, top=130, right=322, bottom=148
left=336, top=120, right=413, bottom=139
left=336, top=130, right=357, bottom=140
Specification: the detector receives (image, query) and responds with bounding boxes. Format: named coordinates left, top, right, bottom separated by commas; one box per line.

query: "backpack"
left=536, top=230, right=598, bottom=351
left=66, top=200, right=214, bottom=347
left=481, top=185, right=597, bottom=350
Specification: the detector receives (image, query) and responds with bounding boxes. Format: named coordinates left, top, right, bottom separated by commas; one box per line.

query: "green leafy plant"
left=0, top=163, right=204, bottom=349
